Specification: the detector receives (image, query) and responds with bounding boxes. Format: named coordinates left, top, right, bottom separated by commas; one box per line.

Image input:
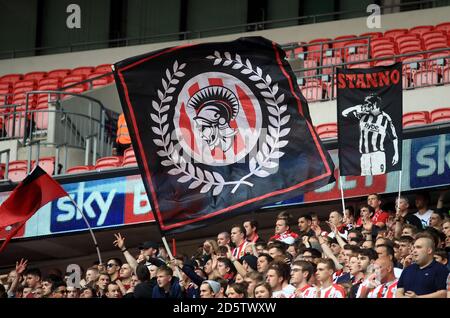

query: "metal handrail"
left=0, top=0, right=444, bottom=59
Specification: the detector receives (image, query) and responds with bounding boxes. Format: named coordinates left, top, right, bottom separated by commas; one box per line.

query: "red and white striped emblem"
left=174, top=72, right=262, bottom=166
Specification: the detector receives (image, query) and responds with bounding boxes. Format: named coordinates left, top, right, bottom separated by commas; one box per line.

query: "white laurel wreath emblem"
left=150, top=54, right=290, bottom=196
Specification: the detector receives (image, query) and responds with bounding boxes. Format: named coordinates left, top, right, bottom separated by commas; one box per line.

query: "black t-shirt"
left=133, top=280, right=155, bottom=299
left=404, top=213, right=423, bottom=230
left=397, top=260, right=449, bottom=295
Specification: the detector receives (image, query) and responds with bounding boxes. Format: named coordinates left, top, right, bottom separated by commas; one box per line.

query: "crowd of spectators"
left=1, top=191, right=449, bottom=299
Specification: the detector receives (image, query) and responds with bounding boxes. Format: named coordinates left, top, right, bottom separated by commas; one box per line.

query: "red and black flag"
left=337, top=63, right=403, bottom=176
left=113, top=37, right=334, bottom=234
left=0, top=166, right=68, bottom=252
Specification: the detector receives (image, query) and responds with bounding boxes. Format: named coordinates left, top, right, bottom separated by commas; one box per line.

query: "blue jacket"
left=152, top=276, right=182, bottom=299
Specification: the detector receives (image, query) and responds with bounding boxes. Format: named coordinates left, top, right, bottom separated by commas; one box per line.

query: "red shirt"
left=356, top=209, right=389, bottom=226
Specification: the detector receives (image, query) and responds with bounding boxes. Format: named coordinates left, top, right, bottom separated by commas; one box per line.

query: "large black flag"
left=337, top=63, right=402, bottom=176
left=113, top=37, right=334, bottom=234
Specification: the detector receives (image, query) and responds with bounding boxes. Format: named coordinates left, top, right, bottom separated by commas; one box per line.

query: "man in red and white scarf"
left=303, top=259, right=346, bottom=298
left=243, top=220, right=262, bottom=244
left=230, top=225, right=249, bottom=259
left=270, top=215, right=298, bottom=245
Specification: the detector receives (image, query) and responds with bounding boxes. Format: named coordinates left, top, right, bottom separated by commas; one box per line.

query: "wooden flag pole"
left=68, top=196, right=102, bottom=265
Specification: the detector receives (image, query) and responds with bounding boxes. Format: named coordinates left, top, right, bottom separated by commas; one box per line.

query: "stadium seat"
left=409, top=25, right=434, bottom=36
left=430, top=108, right=450, bottom=123
left=347, top=62, right=371, bottom=69
left=8, top=160, right=28, bottom=170
left=435, top=22, right=450, bottom=33
left=23, top=72, right=47, bottom=81
left=0, top=74, right=23, bottom=85
left=95, top=162, right=122, bottom=171
left=94, top=64, right=113, bottom=74
left=300, top=84, right=323, bottom=102
left=307, top=38, right=331, bottom=61
left=122, top=158, right=137, bottom=167
left=344, top=40, right=369, bottom=56
left=321, top=57, right=342, bottom=75
left=123, top=147, right=135, bottom=159
left=413, top=70, right=439, bottom=87
left=8, top=167, right=28, bottom=182
left=346, top=53, right=368, bottom=63
left=66, top=165, right=94, bottom=174
left=374, top=58, right=396, bottom=67
left=87, top=73, right=114, bottom=89
left=302, top=59, right=317, bottom=77
left=39, top=78, right=60, bottom=86
left=359, top=32, right=383, bottom=39
left=71, top=66, right=95, bottom=76
left=443, top=66, right=450, bottom=83
left=34, top=104, right=49, bottom=130
left=402, top=111, right=430, bottom=127
left=5, top=113, right=27, bottom=138
left=62, top=75, right=86, bottom=87
left=14, top=80, right=36, bottom=90
left=395, top=34, right=419, bottom=45
left=0, top=82, right=12, bottom=92
left=372, top=47, right=396, bottom=58
left=33, top=156, right=55, bottom=175
left=47, top=69, right=71, bottom=79
left=422, top=31, right=447, bottom=43
left=332, top=35, right=356, bottom=57
left=384, top=28, right=408, bottom=40
left=315, top=123, right=338, bottom=139
left=95, top=156, right=123, bottom=166
left=424, top=41, right=447, bottom=50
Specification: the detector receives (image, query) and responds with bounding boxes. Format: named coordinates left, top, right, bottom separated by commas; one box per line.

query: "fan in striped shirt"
left=342, top=93, right=399, bottom=176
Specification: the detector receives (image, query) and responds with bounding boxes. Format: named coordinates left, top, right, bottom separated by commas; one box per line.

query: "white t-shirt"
left=414, top=209, right=433, bottom=228
left=272, top=284, right=296, bottom=298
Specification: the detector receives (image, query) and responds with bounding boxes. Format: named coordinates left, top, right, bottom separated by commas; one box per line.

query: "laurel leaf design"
left=200, top=183, right=213, bottom=193
left=213, top=184, right=224, bottom=196
left=178, top=175, right=191, bottom=183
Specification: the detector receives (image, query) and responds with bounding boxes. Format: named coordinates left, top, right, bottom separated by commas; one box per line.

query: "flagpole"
left=397, top=170, right=402, bottom=204
left=339, top=176, right=346, bottom=214
left=68, top=196, right=102, bottom=265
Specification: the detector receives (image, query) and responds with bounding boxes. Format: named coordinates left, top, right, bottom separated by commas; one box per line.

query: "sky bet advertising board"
left=1, top=133, right=450, bottom=240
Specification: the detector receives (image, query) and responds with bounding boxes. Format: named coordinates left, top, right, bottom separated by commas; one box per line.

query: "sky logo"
left=50, top=178, right=125, bottom=233
left=410, top=134, right=450, bottom=188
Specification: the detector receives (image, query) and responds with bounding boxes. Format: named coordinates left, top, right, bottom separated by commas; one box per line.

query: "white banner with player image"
left=336, top=63, right=403, bottom=176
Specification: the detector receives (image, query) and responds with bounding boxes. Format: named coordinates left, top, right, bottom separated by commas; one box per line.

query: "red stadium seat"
left=321, top=57, right=342, bottom=75
left=346, top=53, right=368, bottom=63
left=300, top=84, right=323, bottom=102
left=384, top=28, right=408, bottom=40
left=71, top=66, right=95, bottom=76
left=435, top=22, right=450, bottom=33
left=95, top=162, right=121, bottom=171
left=9, top=160, right=28, bottom=170
left=422, top=31, right=447, bottom=43
left=95, top=156, right=123, bottom=166
left=123, top=147, right=135, bottom=159
left=0, top=74, right=23, bottom=85
left=66, top=165, right=94, bottom=174
left=430, top=108, right=450, bottom=123
left=413, top=70, right=439, bottom=87
left=47, top=69, right=71, bottom=79
left=374, top=58, right=396, bottom=67
left=409, top=25, right=434, bottom=36
left=307, top=38, right=331, bottom=61
left=122, top=160, right=137, bottom=167
left=34, top=104, right=49, bottom=130
left=347, top=62, right=371, bottom=69
left=395, top=34, right=419, bottom=45
left=94, top=64, right=113, bottom=74
left=424, top=41, right=447, bottom=50
left=23, top=72, right=47, bottom=81
left=33, top=156, right=55, bottom=175
left=39, top=78, right=60, bottom=86
left=302, top=59, right=317, bottom=77
left=402, top=111, right=430, bottom=127
left=14, top=80, right=36, bottom=90
left=8, top=167, right=28, bottom=182
left=443, top=66, right=450, bottom=83
left=62, top=75, right=86, bottom=87
left=87, top=73, right=114, bottom=89
left=359, top=32, right=383, bottom=39
left=0, top=82, right=12, bottom=92
left=372, top=48, right=396, bottom=58
left=332, top=35, right=356, bottom=57
left=316, top=123, right=338, bottom=139
left=5, top=113, right=27, bottom=138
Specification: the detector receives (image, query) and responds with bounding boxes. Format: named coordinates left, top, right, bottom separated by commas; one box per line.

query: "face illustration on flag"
left=113, top=37, right=335, bottom=234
